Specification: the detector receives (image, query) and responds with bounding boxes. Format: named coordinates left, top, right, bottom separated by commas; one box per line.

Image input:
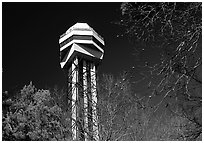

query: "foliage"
left=3, top=74, right=201, bottom=141
left=97, top=74, right=200, bottom=141
left=119, top=2, right=201, bottom=45
left=2, top=82, right=71, bottom=141
left=117, top=2, right=202, bottom=141
left=97, top=74, right=135, bottom=140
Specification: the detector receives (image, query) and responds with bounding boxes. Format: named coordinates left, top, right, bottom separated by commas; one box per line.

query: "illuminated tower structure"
left=59, top=23, right=104, bottom=141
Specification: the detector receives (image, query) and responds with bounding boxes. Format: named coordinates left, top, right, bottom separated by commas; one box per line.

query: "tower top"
left=66, top=23, right=91, bottom=33
left=60, top=23, right=104, bottom=41
left=59, top=22, right=105, bottom=69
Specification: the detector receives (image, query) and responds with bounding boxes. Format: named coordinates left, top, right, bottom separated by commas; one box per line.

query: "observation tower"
left=59, top=23, right=104, bottom=140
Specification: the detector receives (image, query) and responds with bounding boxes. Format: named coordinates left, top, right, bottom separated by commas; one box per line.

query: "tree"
left=3, top=77, right=198, bottom=141
left=97, top=74, right=135, bottom=140
left=96, top=74, right=194, bottom=141
left=117, top=2, right=202, bottom=140
left=97, top=73, right=155, bottom=141
left=2, top=82, right=72, bottom=141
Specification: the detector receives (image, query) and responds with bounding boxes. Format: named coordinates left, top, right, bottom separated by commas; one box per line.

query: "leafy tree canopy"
left=2, top=82, right=71, bottom=141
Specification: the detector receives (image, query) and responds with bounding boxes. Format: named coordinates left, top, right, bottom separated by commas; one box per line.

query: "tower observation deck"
left=59, top=23, right=104, bottom=140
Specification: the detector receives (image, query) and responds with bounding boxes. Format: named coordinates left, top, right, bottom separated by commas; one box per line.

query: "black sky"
left=2, top=2, right=159, bottom=93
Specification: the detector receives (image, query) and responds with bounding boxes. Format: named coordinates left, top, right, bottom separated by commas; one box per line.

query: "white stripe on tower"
left=90, top=63, right=99, bottom=140
left=83, top=60, right=88, bottom=140
left=72, top=57, right=78, bottom=140
left=59, top=28, right=104, bottom=45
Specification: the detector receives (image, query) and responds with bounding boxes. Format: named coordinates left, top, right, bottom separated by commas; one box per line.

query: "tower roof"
left=66, top=23, right=91, bottom=33
left=60, top=23, right=104, bottom=42
left=59, top=22, right=105, bottom=69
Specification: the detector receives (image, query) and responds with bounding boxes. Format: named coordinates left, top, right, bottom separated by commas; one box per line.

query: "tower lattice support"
left=90, top=63, right=99, bottom=140
left=71, top=57, right=78, bottom=140
left=68, top=57, right=99, bottom=140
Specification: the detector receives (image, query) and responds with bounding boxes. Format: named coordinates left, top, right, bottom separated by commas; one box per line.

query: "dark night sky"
left=3, top=2, right=159, bottom=94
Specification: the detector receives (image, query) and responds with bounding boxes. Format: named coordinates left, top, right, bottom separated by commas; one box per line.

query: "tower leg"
left=90, top=63, right=99, bottom=140
left=83, top=60, right=88, bottom=140
left=72, top=57, right=78, bottom=140
left=71, top=59, right=99, bottom=140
